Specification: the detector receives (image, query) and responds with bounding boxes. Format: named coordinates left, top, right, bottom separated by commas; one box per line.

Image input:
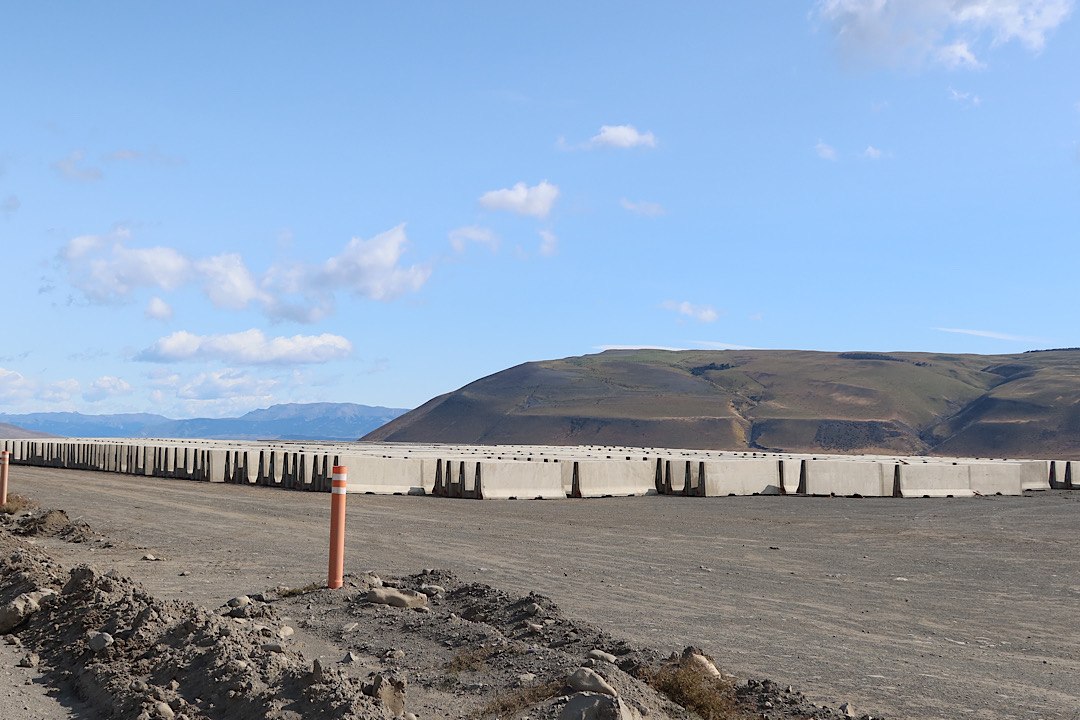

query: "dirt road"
left=10, top=467, right=1080, bottom=719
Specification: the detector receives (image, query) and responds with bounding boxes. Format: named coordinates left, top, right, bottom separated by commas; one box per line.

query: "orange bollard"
left=327, top=465, right=347, bottom=589
left=0, top=450, right=8, bottom=506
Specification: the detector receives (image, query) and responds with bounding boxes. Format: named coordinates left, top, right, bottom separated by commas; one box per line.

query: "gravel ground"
left=4, top=466, right=1079, bottom=720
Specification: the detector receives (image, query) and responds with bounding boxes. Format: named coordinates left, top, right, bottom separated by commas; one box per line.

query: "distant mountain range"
left=364, top=348, right=1080, bottom=459
left=0, top=403, right=409, bottom=441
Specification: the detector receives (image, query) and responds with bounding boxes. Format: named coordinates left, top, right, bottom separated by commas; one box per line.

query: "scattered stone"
left=178, top=570, right=190, bottom=577
left=524, top=602, right=543, bottom=616
left=342, top=651, right=361, bottom=664
left=419, top=584, right=445, bottom=597
left=679, top=647, right=721, bottom=678
left=261, top=642, right=284, bottom=653
left=312, top=658, right=325, bottom=680
left=0, top=589, right=55, bottom=633
left=840, top=702, right=857, bottom=717
left=277, top=625, right=295, bottom=639
left=588, top=649, right=617, bottom=663
left=343, top=622, right=359, bottom=633
left=559, top=692, right=640, bottom=720
left=141, top=554, right=162, bottom=561
left=517, top=673, right=537, bottom=685
left=227, top=595, right=251, bottom=608
left=154, top=700, right=175, bottom=718
left=366, top=674, right=406, bottom=717
left=17, top=652, right=38, bottom=668
left=567, top=667, right=617, bottom=696
left=88, top=631, right=114, bottom=652
left=367, top=587, right=427, bottom=608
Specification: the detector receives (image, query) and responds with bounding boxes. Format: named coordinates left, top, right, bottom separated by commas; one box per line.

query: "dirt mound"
left=16, top=508, right=97, bottom=543
left=0, top=538, right=387, bottom=718
left=0, top=512, right=883, bottom=720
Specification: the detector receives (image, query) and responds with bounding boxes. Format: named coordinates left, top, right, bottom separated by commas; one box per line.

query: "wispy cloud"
left=815, top=140, right=837, bottom=161
left=1, top=195, right=18, bottom=216
left=479, top=180, right=559, bottom=219
left=864, top=146, right=883, bottom=159
left=661, top=300, right=719, bottom=323
left=538, top=230, right=558, bottom=257
left=694, top=341, right=755, bottom=350
left=136, top=329, right=354, bottom=365
left=948, top=86, right=982, bottom=106
left=593, top=344, right=687, bottom=352
left=620, top=198, right=666, bottom=216
left=816, top=0, right=1073, bottom=70
left=934, top=327, right=1042, bottom=342
left=52, top=149, right=102, bottom=182
left=449, top=225, right=499, bottom=254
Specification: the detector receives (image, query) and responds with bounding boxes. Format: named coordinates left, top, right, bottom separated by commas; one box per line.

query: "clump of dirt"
left=0, top=493, right=37, bottom=515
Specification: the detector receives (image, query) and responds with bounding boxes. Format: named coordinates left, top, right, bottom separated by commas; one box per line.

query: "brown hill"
left=363, top=348, right=1080, bottom=459
left=0, top=422, right=60, bottom=439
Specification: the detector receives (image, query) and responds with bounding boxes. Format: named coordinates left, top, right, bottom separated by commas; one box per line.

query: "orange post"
left=0, top=450, right=8, bottom=506
left=327, top=465, right=347, bottom=589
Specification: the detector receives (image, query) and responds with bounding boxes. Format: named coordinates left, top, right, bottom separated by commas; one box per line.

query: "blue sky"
left=1, top=1, right=1077, bottom=418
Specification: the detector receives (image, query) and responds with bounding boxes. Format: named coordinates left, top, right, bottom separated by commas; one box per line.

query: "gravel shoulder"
left=4, top=467, right=1079, bottom=720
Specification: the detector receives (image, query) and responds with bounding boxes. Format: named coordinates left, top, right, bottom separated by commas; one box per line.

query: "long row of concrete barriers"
left=1, top=438, right=1074, bottom=499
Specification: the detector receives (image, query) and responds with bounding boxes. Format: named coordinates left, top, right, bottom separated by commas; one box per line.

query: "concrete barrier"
left=801, top=459, right=893, bottom=497
left=967, top=462, right=1023, bottom=495
left=700, top=459, right=783, bottom=496
left=1017, top=460, right=1051, bottom=491
left=895, top=463, right=974, bottom=498
left=337, top=456, right=425, bottom=495
left=571, top=460, right=655, bottom=497
left=473, top=461, right=565, bottom=500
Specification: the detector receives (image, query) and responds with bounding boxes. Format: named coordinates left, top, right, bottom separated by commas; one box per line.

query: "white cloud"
left=538, top=230, right=558, bottom=257
left=61, top=229, right=192, bottom=304
left=52, top=149, right=103, bottom=182
left=593, top=345, right=688, bottom=352
left=177, top=369, right=278, bottom=400
left=0, top=367, right=35, bottom=403
left=937, top=41, right=984, bottom=68
left=144, top=296, right=173, bottom=322
left=479, top=181, right=560, bottom=219
left=319, top=224, right=431, bottom=301
left=84, top=376, right=133, bottom=402
left=449, top=225, right=499, bottom=254
left=136, top=329, right=354, bottom=365
left=194, top=253, right=268, bottom=310
left=620, top=198, right=666, bottom=216
left=588, top=124, right=658, bottom=149
left=934, top=327, right=1041, bottom=342
left=816, top=0, right=1074, bottom=69
left=864, top=145, right=883, bottom=159
left=948, top=86, right=982, bottom=105
left=59, top=224, right=430, bottom=322
left=661, top=300, right=719, bottom=323
left=0, top=366, right=79, bottom=406
left=815, top=140, right=838, bottom=161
